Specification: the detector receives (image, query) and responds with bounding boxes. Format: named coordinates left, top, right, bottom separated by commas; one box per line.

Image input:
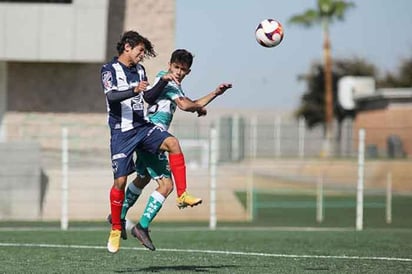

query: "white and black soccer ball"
left=255, top=19, right=284, bottom=48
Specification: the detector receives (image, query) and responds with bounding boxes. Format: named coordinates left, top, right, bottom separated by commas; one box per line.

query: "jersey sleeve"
left=164, top=83, right=185, bottom=101
left=153, top=70, right=186, bottom=101
left=100, top=65, right=118, bottom=94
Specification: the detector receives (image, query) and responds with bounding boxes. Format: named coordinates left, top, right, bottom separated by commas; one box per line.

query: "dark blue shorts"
left=110, top=124, right=172, bottom=179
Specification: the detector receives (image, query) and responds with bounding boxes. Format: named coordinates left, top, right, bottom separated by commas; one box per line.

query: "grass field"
left=0, top=227, right=411, bottom=273
left=236, top=193, right=412, bottom=228
left=0, top=193, right=411, bottom=273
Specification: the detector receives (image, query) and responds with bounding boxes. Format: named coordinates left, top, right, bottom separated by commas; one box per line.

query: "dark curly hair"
left=170, top=49, right=194, bottom=68
left=116, top=31, right=156, bottom=59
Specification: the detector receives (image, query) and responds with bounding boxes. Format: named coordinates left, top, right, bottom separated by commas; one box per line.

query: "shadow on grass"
left=116, top=264, right=238, bottom=273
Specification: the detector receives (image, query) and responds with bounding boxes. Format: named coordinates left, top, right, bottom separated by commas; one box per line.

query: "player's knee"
left=114, top=176, right=127, bottom=190
left=157, top=177, right=174, bottom=196
left=164, top=179, right=174, bottom=192
left=165, top=183, right=173, bottom=195
left=162, top=136, right=181, bottom=153
left=133, top=175, right=150, bottom=188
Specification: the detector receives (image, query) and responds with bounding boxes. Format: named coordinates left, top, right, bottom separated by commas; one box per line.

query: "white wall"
left=0, top=0, right=109, bottom=62
left=0, top=62, right=6, bottom=142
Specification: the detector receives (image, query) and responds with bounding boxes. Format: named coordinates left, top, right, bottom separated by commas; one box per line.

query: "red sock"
left=110, top=187, right=124, bottom=230
left=168, top=153, right=187, bottom=197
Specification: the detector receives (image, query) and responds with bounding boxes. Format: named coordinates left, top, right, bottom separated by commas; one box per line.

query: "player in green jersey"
left=123, top=49, right=232, bottom=250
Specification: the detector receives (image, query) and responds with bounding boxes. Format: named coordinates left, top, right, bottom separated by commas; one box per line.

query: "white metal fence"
left=0, top=112, right=411, bottom=230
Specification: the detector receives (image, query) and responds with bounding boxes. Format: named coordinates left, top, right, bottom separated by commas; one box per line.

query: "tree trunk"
left=322, top=18, right=334, bottom=157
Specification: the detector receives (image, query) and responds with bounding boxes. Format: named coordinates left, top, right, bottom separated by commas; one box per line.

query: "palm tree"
left=289, top=0, right=355, bottom=157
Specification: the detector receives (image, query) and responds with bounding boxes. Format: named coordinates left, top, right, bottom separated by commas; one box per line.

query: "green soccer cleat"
left=176, top=191, right=202, bottom=209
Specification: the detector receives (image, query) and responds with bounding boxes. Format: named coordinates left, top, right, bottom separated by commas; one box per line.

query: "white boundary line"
left=1, top=226, right=411, bottom=233
left=0, top=226, right=354, bottom=232
left=0, top=242, right=411, bottom=262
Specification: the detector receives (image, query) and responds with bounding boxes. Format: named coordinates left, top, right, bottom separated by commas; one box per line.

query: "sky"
left=175, top=0, right=412, bottom=111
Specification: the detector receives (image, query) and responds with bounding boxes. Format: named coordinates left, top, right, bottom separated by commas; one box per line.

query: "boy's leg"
left=162, top=137, right=202, bottom=208
left=121, top=182, right=142, bottom=219
left=107, top=177, right=126, bottom=253
left=131, top=177, right=173, bottom=251
left=140, top=125, right=202, bottom=208
left=107, top=128, right=139, bottom=253
left=109, top=180, right=126, bottom=231
left=139, top=190, right=165, bottom=228
left=168, top=152, right=186, bottom=197
left=131, top=192, right=163, bottom=251
left=121, top=151, right=165, bottom=220
left=108, top=154, right=152, bottom=239
left=168, top=152, right=201, bottom=208
left=121, top=174, right=150, bottom=219
left=111, top=177, right=145, bottom=240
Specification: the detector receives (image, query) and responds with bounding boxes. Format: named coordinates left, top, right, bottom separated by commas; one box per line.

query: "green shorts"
left=135, top=149, right=171, bottom=179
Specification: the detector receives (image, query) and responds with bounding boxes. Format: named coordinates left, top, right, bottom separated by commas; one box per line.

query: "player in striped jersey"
left=101, top=31, right=195, bottom=253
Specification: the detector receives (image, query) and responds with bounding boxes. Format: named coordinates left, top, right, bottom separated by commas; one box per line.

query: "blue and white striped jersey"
left=100, top=57, right=149, bottom=132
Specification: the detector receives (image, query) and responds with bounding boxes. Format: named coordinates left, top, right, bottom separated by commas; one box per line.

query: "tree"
left=296, top=57, right=377, bottom=148
left=289, top=0, right=355, bottom=156
left=295, top=63, right=328, bottom=129
left=378, top=55, right=412, bottom=87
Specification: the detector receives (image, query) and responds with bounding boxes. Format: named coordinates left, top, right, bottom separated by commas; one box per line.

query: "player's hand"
left=134, top=81, right=149, bottom=93
left=215, top=83, right=232, bottom=95
left=197, top=107, right=207, bottom=117
left=161, top=72, right=181, bottom=85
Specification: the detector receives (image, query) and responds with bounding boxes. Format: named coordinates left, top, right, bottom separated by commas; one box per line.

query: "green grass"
left=0, top=193, right=411, bottom=273
left=236, top=192, right=412, bottom=228
left=0, top=227, right=411, bottom=273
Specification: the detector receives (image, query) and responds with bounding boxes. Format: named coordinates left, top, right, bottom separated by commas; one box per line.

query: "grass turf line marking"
left=0, top=242, right=411, bottom=262
left=0, top=226, right=359, bottom=232
left=1, top=226, right=411, bottom=233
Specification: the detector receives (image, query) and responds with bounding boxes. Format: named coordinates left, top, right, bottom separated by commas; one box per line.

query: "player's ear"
left=124, top=43, right=131, bottom=52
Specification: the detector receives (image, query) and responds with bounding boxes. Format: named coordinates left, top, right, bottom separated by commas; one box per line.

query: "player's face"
left=169, top=62, right=191, bottom=82
left=126, top=43, right=146, bottom=65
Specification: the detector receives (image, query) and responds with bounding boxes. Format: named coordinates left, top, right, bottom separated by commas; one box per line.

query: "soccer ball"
left=255, top=19, right=284, bottom=48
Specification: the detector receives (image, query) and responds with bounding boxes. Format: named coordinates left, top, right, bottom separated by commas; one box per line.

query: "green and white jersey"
left=146, top=70, right=186, bottom=130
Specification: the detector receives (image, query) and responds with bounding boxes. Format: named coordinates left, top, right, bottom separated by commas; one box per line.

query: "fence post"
left=274, top=116, right=281, bottom=158
left=61, top=127, right=69, bottom=231
left=247, top=170, right=254, bottom=221
left=386, top=172, right=392, bottom=224
left=316, top=172, right=324, bottom=223
left=209, top=127, right=218, bottom=230
left=232, top=114, right=241, bottom=161
left=250, top=117, right=257, bottom=159
left=0, top=62, right=6, bottom=142
left=356, top=128, right=365, bottom=231
left=298, top=117, right=305, bottom=159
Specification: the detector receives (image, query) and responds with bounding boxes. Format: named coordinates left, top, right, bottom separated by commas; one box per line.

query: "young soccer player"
left=100, top=31, right=199, bottom=253
left=121, top=49, right=232, bottom=250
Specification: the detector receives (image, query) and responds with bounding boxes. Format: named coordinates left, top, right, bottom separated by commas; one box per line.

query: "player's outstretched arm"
left=174, top=97, right=205, bottom=113
left=194, top=83, right=232, bottom=107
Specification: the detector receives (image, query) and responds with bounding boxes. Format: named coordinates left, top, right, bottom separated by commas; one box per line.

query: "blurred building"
left=0, top=0, right=175, bottom=116
left=338, top=77, right=412, bottom=157
left=0, top=0, right=175, bottom=220
left=354, top=88, right=412, bottom=158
